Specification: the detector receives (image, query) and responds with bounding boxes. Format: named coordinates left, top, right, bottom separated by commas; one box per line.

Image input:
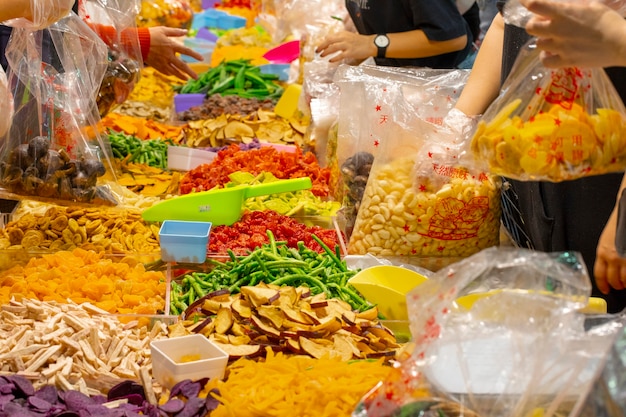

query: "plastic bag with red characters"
left=0, top=12, right=118, bottom=204
left=353, top=247, right=624, bottom=417
left=469, top=33, right=626, bottom=181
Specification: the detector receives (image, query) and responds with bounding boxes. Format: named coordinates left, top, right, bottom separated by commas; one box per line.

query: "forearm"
left=454, top=13, right=504, bottom=116
left=382, top=30, right=468, bottom=59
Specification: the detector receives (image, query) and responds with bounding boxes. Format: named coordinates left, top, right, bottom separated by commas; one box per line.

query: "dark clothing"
left=496, top=0, right=626, bottom=313
left=462, top=2, right=481, bottom=46
left=345, top=0, right=473, bottom=68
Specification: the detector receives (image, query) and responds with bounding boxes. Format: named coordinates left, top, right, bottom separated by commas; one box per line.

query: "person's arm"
left=595, top=175, right=626, bottom=293
left=89, top=23, right=203, bottom=80
left=454, top=13, right=504, bottom=116
left=316, top=29, right=467, bottom=63
left=522, top=0, right=626, bottom=68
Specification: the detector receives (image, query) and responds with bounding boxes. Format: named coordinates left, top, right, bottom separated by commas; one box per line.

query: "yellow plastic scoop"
left=141, top=177, right=312, bottom=225
left=348, top=265, right=429, bottom=321
left=455, top=290, right=607, bottom=315
left=349, top=265, right=608, bottom=322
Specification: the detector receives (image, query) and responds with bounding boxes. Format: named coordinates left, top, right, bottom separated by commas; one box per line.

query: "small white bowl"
left=167, top=145, right=217, bottom=171
left=150, top=334, right=229, bottom=389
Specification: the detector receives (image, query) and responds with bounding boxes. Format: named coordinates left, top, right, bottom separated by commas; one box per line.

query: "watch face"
left=374, top=35, right=389, bottom=48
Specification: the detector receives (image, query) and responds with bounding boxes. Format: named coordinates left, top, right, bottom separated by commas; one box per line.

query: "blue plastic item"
left=182, top=37, right=215, bottom=62
left=218, top=14, right=246, bottom=30
left=174, top=94, right=205, bottom=113
left=203, top=9, right=228, bottom=28
left=159, top=220, right=212, bottom=264
left=196, top=27, right=218, bottom=42
left=258, top=64, right=290, bottom=81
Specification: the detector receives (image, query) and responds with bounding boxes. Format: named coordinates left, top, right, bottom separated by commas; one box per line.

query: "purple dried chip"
left=205, top=389, right=220, bottom=412
left=159, top=399, right=185, bottom=414
left=168, top=380, right=191, bottom=399
left=27, top=396, right=52, bottom=412
left=179, top=382, right=202, bottom=399
left=34, top=385, right=58, bottom=404
left=9, top=375, right=35, bottom=397
left=63, top=390, right=96, bottom=411
left=0, top=383, right=14, bottom=395
left=107, top=381, right=145, bottom=403
left=54, top=411, right=80, bottom=417
left=0, top=394, right=15, bottom=406
left=175, top=397, right=205, bottom=417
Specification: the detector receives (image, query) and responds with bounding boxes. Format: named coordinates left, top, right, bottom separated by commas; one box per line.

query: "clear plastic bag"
left=0, top=67, right=12, bottom=139
left=2, top=0, right=74, bottom=29
left=353, top=247, right=624, bottom=417
left=469, top=35, right=626, bottom=182
left=333, top=65, right=470, bottom=242
left=136, top=0, right=194, bottom=29
left=80, top=0, right=142, bottom=118
left=0, top=13, right=117, bottom=204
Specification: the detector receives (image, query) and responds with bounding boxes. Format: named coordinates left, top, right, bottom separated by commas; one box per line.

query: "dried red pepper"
left=179, top=144, right=332, bottom=197
left=208, top=210, right=344, bottom=255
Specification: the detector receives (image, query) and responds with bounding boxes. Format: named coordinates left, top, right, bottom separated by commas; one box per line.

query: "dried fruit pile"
left=177, top=283, right=397, bottom=361
left=208, top=210, right=342, bottom=255
left=205, top=351, right=392, bottom=417
left=0, top=249, right=166, bottom=314
left=179, top=145, right=332, bottom=196
left=0, top=206, right=160, bottom=254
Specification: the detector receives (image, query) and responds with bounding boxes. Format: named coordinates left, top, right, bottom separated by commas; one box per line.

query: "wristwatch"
left=373, top=34, right=389, bottom=59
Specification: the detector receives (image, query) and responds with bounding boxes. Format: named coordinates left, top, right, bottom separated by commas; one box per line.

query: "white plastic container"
left=150, top=334, right=229, bottom=389
left=167, top=146, right=217, bottom=171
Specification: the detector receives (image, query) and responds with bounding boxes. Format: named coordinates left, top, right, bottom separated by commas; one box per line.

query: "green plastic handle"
left=243, top=177, right=312, bottom=199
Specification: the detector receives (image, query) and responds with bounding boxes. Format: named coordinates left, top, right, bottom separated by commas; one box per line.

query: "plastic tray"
left=168, top=145, right=217, bottom=171
left=151, top=334, right=229, bottom=389
left=174, top=93, right=205, bottom=113
left=159, top=220, right=212, bottom=263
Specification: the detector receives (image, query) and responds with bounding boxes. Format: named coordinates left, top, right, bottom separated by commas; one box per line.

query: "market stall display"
left=0, top=0, right=623, bottom=415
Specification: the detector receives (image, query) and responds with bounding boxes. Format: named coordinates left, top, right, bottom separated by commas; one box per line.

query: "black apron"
left=499, top=23, right=626, bottom=313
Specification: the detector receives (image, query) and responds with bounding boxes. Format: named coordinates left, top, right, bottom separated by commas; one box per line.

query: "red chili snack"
left=179, top=144, right=332, bottom=197
left=208, top=210, right=344, bottom=255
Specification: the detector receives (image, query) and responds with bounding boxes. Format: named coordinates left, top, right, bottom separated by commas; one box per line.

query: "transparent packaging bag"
left=0, top=13, right=117, bottom=204
left=344, top=76, right=498, bottom=262
left=333, top=65, right=469, bottom=241
left=353, top=247, right=625, bottom=417
left=469, top=35, right=626, bottom=181
left=2, top=0, right=74, bottom=29
left=0, top=68, right=12, bottom=139
left=79, top=0, right=142, bottom=118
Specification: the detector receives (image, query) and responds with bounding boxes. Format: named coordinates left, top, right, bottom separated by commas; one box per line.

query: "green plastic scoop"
left=142, top=177, right=312, bottom=225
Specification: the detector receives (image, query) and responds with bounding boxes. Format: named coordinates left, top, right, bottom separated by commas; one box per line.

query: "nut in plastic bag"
left=353, top=247, right=624, bottom=417
left=1, top=13, right=117, bottom=205
left=347, top=90, right=501, bottom=261
left=469, top=38, right=626, bottom=182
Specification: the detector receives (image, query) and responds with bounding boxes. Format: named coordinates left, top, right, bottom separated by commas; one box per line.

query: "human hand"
left=315, top=31, right=375, bottom=63
left=594, top=209, right=626, bottom=294
left=145, top=27, right=204, bottom=80
left=521, top=0, right=626, bottom=68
